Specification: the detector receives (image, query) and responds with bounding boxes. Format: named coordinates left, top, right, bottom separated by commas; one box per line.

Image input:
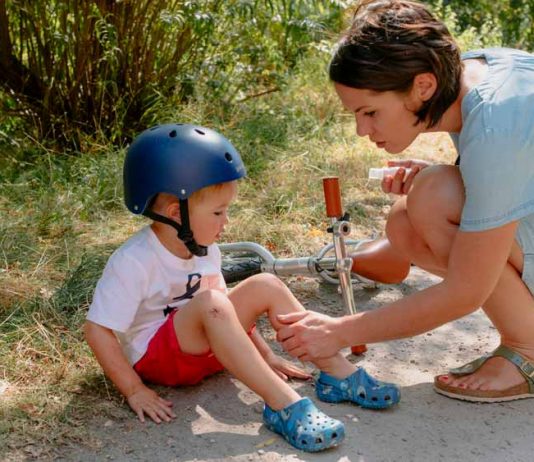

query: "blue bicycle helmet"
left=124, top=123, right=246, bottom=256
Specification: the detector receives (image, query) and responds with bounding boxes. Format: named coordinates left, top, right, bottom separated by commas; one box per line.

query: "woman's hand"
left=264, top=351, right=312, bottom=381
left=382, top=159, right=431, bottom=195
left=127, top=385, right=176, bottom=424
left=276, top=311, right=345, bottom=362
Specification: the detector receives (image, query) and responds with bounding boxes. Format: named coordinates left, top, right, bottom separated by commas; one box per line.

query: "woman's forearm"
left=337, top=281, right=478, bottom=346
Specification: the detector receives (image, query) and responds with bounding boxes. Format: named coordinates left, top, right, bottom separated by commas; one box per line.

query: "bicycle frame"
left=219, top=240, right=334, bottom=274
left=219, top=240, right=373, bottom=285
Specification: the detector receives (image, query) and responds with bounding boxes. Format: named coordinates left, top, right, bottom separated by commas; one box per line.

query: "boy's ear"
left=167, top=201, right=182, bottom=224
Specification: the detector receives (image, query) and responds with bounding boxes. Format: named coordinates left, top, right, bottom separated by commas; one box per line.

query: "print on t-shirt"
left=163, top=273, right=202, bottom=316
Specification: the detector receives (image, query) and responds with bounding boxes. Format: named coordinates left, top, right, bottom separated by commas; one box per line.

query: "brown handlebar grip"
left=323, top=177, right=342, bottom=218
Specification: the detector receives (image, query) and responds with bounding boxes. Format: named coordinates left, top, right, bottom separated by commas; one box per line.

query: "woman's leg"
left=388, top=165, right=534, bottom=390
left=351, top=237, right=411, bottom=283
left=447, top=260, right=534, bottom=391
left=172, top=289, right=301, bottom=410
left=386, top=165, right=464, bottom=275
left=228, top=273, right=357, bottom=379
left=349, top=165, right=462, bottom=284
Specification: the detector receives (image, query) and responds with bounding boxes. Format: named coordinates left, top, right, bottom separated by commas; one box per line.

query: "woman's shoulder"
left=461, top=47, right=532, bottom=62
left=461, top=48, right=534, bottom=143
left=465, top=48, right=534, bottom=102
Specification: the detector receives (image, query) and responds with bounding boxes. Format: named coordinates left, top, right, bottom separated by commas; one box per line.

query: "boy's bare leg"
left=172, top=290, right=301, bottom=410
left=387, top=165, right=534, bottom=390
left=229, top=273, right=358, bottom=379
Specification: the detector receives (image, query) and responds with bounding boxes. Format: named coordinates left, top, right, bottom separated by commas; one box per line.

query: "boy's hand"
left=264, top=351, right=312, bottom=381
left=127, top=385, right=176, bottom=424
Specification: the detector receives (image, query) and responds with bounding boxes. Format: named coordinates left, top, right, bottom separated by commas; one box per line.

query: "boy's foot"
left=263, top=397, right=345, bottom=452
left=316, top=368, right=401, bottom=409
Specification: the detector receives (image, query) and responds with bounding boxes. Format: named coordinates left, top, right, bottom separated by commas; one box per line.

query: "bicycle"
left=219, top=177, right=373, bottom=354
left=220, top=240, right=375, bottom=286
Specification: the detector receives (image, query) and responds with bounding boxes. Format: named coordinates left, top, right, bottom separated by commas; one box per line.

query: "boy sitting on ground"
left=84, top=124, right=400, bottom=452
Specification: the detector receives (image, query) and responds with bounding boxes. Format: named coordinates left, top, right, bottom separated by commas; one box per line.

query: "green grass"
left=0, top=48, right=455, bottom=457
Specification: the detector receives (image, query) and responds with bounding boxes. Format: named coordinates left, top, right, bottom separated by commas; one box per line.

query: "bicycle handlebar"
left=322, top=177, right=342, bottom=218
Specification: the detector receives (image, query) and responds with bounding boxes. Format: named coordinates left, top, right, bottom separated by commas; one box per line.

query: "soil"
left=54, top=268, right=534, bottom=462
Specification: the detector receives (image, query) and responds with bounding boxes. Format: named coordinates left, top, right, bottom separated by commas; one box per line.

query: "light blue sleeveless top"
left=450, top=48, right=534, bottom=232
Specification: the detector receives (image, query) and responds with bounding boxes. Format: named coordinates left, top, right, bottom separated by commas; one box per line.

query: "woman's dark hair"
left=329, top=0, right=462, bottom=128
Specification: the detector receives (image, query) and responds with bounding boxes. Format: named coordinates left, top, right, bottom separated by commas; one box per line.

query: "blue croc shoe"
left=316, top=368, right=400, bottom=409
left=263, top=397, right=345, bottom=452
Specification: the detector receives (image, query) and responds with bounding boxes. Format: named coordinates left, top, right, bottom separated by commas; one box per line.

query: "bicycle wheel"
left=221, top=256, right=263, bottom=284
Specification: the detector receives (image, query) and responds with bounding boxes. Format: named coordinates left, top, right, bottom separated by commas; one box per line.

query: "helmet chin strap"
left=143, top=199, right=208, bottom=257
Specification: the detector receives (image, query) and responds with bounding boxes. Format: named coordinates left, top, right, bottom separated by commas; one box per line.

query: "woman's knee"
left=406, top=165, right=464, bottom=228
left=385, top=165, right=464, bottom=260
left=386, top=165, right=465, bottom=269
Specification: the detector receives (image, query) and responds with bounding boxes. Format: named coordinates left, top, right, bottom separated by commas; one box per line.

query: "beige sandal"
left=434, top=345, right=534, bottom=402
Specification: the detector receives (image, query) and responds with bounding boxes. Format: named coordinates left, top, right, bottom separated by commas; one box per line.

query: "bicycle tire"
left=221, top=256, right=263, bottom=284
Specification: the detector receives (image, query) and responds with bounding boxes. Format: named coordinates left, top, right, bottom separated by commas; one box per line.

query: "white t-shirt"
left=87, top=226, right=227, bottom=365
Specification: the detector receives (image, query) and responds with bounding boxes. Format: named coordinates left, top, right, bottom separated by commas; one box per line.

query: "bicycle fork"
left=323, top=177, right=367, bottom=355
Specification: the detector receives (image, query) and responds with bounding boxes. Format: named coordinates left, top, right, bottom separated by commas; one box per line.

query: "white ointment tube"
left=368, top=167, right=412, bottom=180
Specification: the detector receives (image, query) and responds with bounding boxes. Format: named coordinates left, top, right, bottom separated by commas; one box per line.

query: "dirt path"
left=56, top=269, right=534, bottom=462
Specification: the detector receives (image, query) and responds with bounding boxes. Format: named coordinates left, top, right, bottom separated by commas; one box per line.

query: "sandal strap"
left=450, top=345, right=534, bottom=393
left=449, top=353, right=491, bottom=376
left=492, top=345, right=534, bottom=393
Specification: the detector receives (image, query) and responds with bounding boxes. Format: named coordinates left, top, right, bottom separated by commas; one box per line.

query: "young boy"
left=84, top=124, right=400, bottom=453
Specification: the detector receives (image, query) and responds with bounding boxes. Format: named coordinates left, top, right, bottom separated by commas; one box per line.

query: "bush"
left=0, top=0, right=344, bottom=149
left=424, top=0, right=534, bottom=51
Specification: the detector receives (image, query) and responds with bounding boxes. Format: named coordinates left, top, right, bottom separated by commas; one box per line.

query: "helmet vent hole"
left=224, top=152, right=233, bottom=162
left=149, top=125, right=159, bottom=131
left=194, top=128, right=205, bottom=135
left=169, top=130, right=177, bottom=138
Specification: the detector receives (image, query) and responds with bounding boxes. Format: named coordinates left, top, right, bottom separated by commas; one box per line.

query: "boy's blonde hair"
left=152, top=182, right=233, bottom=213
left=189, top=182, right=231, bottom=204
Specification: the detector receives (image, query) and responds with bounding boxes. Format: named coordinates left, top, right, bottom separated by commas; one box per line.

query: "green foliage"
left=424, top=0, right=534, bottom=51
left=194, top=1, right=345, bottom=102
left=0, top=0, right=344, bottom=148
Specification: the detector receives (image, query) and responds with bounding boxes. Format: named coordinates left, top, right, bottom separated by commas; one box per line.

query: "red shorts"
left=133, top=310, right=254, bottom=387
